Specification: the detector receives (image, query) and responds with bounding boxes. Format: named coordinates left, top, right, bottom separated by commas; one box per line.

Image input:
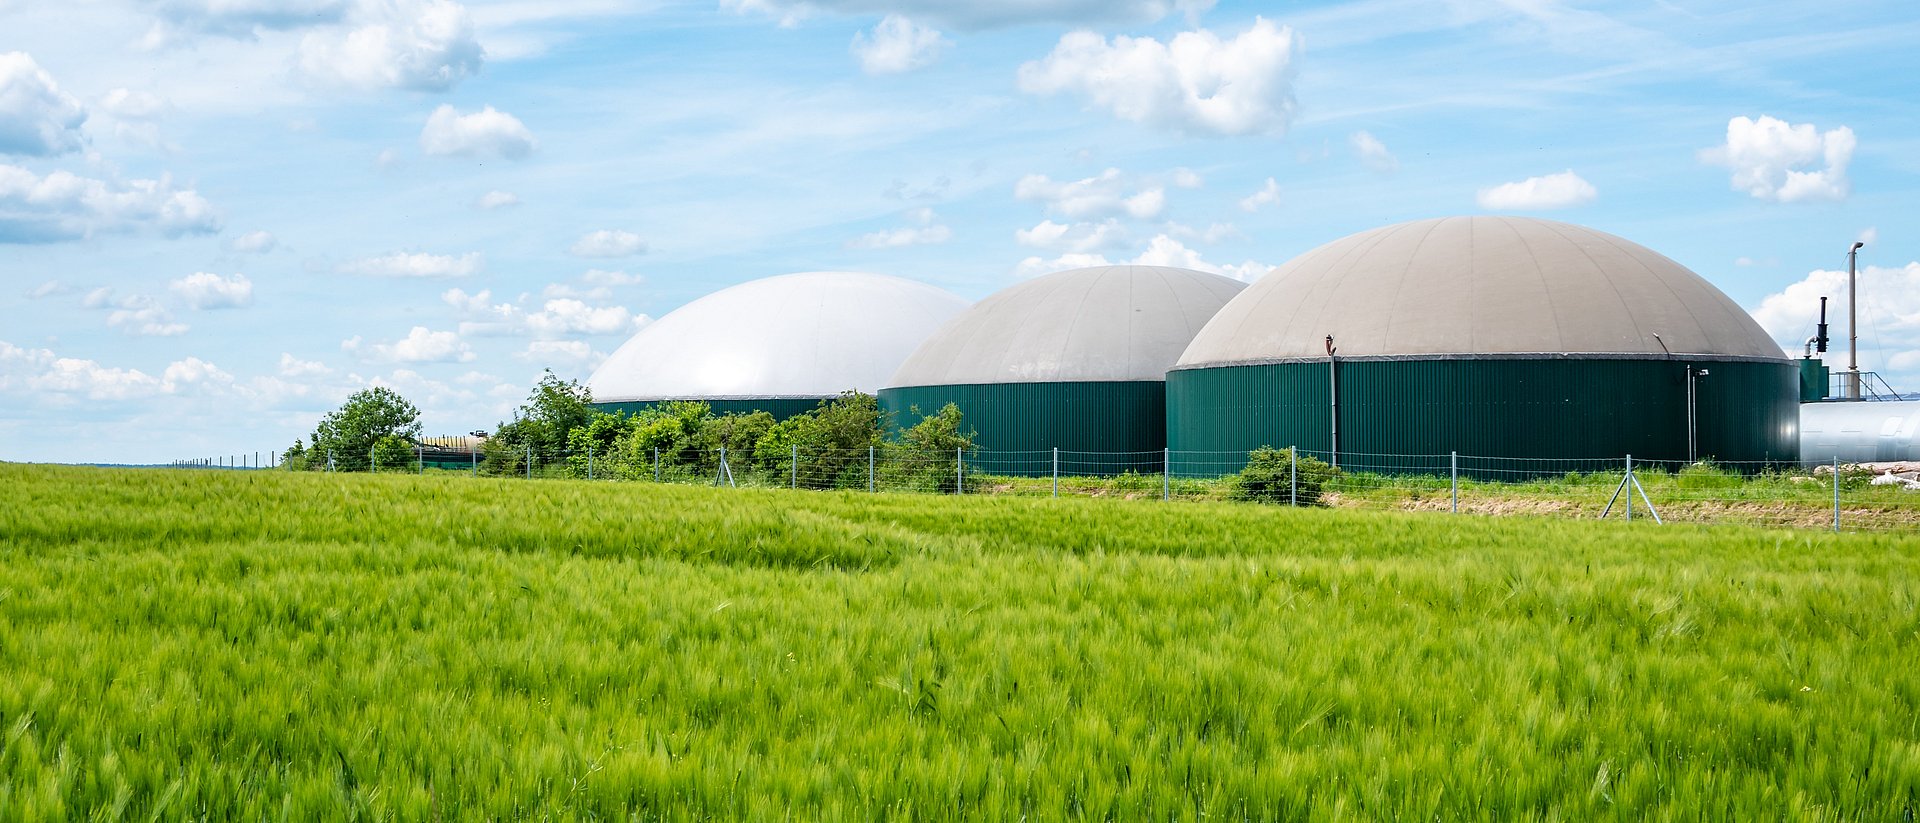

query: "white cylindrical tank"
left=1800, top=400, right=1920, bottom=464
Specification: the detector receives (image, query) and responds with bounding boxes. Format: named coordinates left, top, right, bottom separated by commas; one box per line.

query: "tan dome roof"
left=1177, top=216, right=1786, bottom=367
left=890, top=265, right=1245, bottom=386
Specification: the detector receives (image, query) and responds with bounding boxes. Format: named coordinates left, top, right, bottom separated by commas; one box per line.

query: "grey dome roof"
left=890, top=265, right=1246, bottom=387
left=590, top=272, right=967, bottom=401
left=1177, top=216, right=1786, bottom=368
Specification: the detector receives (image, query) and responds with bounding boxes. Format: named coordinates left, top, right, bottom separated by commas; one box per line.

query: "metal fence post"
left=868, top=445, right=875, bottom=493
left=370, top=444, right=377, bottom=474
left=1450, top=450, right=1459, bottom=514
left=1289, top=447, right=1298, bottom=507
left=1833, top=455, right=1841, bottom=532
left=588, top=443, right=595, bottom=480
left=327, top=449, right=334, bottom=472
left=956, top=446, right=963, bottom=495
left=471, top=446, right=477, bottom=475
left=1163, top=448, right=1170, bottom=501
left=526, top=445, right=533, bottom=479
left=791, top=444, right=798, bottom=489
left=653, top=446, right=661, bottom=482
left=416, top=445, right=423, bottom=474
left=1052, top=447, right=1059, bottom=498
left=1625, top=454, right=1633, bottom=522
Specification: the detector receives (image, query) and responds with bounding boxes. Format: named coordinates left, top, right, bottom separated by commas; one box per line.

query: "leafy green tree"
left=280, top=439, right=309, bottom=471
left=565, top=411, right=636, bottom=478
left=372, top=435, right=415, bottom=473
left=886, top=403, right=975, bottom=493
left=483, top=371, right=595, bottom=474
left=753, top=392, right=884, bottom=489
left=307, top=387, right=422, bottom=472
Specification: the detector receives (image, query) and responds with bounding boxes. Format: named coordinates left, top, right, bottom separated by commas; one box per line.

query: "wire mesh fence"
left=175, top=443, right=1920, bottom=533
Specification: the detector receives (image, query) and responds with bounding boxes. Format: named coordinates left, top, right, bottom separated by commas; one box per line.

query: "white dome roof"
left=889, top=265, right=1246, bottom=387
left=590, top=272, right=967, bottom=401
left=1178, top=216, right=1785, bottom=367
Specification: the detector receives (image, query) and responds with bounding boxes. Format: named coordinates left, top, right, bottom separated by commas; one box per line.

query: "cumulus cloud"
left=1013, top=233, right=1271, bottom=282
left=298, top=0, right=484, bottom=92
left=343, top=326, right=474, bottom=363
left=98, top=88, right=167, bottom=120
left=0, top=52, right=88, bottom=157
left=474, top=190, right=519, bottom=209
left=581, top=269, right=645, bottom=286
left=278, top=352, right=333, bottom=377
left=170, top=272, right=253, bottom=309
left=1752, top=261, right=1920, bottom=380
left=1015, top=168, right=1167, bottom=220
left=444, top=287, right=646, bottom=339
left=0, top=339, right=214, bottom=400
left=107, top=305, right=190, bottom=337
left=419, top=104, right=534, bottom=159
left=1015, top=218, right=1127, bottom=253
left=722, top=0, right=1213, bottom=30
left=1701, top=115, right=1854, bottom=204
left=851, top=15, right=949, bottom=74
left=26, top=279, right=69, bottom=298
left=519, top=339, right=604, bottom=369
left=1238, top=177, right=1280, bottom=212
left=341, top=250, right=482, bottom=277
left=1350, top=130, right=1398, bottom=173
left=848, top=207, right=951, bottom=249
left=1017, top=18, right=1300, bottom=137
left=0, top=164, right=221, bottom=243
left=1476, top=170, right=1597, bottom=211
left=569, top=229, right=646, bottom=258
left=230, top=229, right=276, bottom=253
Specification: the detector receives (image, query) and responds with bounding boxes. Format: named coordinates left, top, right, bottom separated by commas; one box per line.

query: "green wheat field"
left=1, top=462, right=1916, bottom=820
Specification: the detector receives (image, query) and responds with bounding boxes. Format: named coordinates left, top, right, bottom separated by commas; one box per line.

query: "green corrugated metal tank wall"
left=880, top=382, right=1167, bottom=475
left=1165, top=358, right=1798, bottom=476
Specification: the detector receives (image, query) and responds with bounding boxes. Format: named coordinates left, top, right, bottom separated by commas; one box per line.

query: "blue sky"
left=3, top=0, right=1917, bottom=463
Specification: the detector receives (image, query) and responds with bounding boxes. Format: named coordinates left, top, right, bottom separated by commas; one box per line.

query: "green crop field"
left=1, top=463, right=1917, bottom=821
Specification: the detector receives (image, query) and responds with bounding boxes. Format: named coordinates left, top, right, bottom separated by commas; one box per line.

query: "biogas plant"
left=587, top=216, right=1920, bottom=473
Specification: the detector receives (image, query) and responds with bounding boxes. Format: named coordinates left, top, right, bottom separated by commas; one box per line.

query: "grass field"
left=2, top=463, right=1917, bottom=820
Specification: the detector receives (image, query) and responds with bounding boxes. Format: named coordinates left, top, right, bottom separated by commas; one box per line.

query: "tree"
left=484, top=371, right=595, bottom=474
left=889, top=403, right=975, bottom=493
left=307, top=387, right=422, bottom=471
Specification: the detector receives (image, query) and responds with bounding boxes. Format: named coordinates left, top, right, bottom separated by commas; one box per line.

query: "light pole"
left=1847, top=240, right=1864, bottom=400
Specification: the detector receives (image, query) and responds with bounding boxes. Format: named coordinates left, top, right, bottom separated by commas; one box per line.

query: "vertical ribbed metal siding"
left=590, top=397, right=827, bottom=421
left=1167, top=358, right=1797, bottom=474
left=880, top=381, right=1167, bottom=475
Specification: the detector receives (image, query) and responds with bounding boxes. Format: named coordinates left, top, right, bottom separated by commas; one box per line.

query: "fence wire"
left=176, top=443, right=1920, bottom=533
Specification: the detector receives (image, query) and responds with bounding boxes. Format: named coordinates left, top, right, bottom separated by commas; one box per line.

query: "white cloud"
left=1476, top=170, right=1597, bottom=211
left=1017, top=17, right=1300, bottom=137
left=1701, top=115, right=1854, bottom=204
left=1859, top=227, right=1878, bottom=246
left=25, top=279, right=68, bottom=298
left=298, top=0, right=484, bottom=92
left=1015, top=168, right=1166, bottom=219
left=1015, top=218, right=1127, bottom=253
left=344, top=326, right=475, bottom=363
left=230, top=229, right=277, bottom=253
left=0, top=164, right=221, bottom=243
left=722, top=0, right=1213, bottom=30
left=569, top=229, right=646, bottom=258
left=1166, top=221, right=1239, bottom=244
left=523, top=299, right=647, bottom=337
left=519, top=339, right=604, bottom=369
left=107, top=305, right=189, bottom=337
left=851, top=15, right=949, bottom=74
left=848, top=208, right=951, bottom=249
left=169, top=272, right=254, bottom=309
left=0, top=52, right=88, bottom=157
left=98, top=88, right=167, bottom=120
left=340, top=250, right=482, bottom=277
left=1169, top=167, right=1203, bottom=188
left=419, top=104, right=534, bottom=159
left=474, top=190, right=519, bottom=209
left=278, top=353, right=333, bottom=377
left=1238, top=177, right=1280, bottom=212
left=1752, top=262, right=1920, bottom=382
left=1350, top=130, right=1398, bottom=174
left=1012, top=234, right=1272, bottom=282
left=1, top=340, right=174, bottom=401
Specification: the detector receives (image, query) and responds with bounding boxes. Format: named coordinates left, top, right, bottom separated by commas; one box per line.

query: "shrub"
left=1229, top=446, right=1339, bottom=506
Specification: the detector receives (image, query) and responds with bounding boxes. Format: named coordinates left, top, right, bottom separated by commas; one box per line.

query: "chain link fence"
left=174, top=443, right=1920, bottom=533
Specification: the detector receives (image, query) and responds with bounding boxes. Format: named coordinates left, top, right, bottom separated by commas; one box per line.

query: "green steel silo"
left=1166, top=217, right=1798, bottom=473
left=881, top=265, right=1246, bottom=475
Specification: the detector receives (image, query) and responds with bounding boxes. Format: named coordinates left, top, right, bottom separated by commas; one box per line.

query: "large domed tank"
left=589, top=271, right=967, bottom=418
left=881, top=265, right=1245, bottom=474
left=1167, top=216, right=1797, bottom=470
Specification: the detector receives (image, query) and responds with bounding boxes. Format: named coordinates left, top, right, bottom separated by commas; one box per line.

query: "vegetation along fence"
left=173, top=442, right=1920, bottom=533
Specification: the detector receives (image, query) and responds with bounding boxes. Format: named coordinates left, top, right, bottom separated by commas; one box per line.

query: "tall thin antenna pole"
left=1848, top=241, right=1864, bottom=399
